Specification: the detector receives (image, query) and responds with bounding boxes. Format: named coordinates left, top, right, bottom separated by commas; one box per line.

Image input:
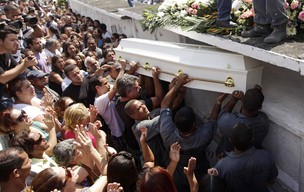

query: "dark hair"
left=0, top=25, right=18, bottom=41
left=31, top=167, right=65, bottom=192
left=174, top=106, right=195, bottom=134
left=3, top=4, right=19, bottom=14
left=103, top=48, right=115, bottom=59
left=7, top=77, right=27, bottom=98
left=106, top=151, right=138, bottom=192
left=99, top=23, right=107, bottom=31
left=242, top=87, right=264, bottom=112
left=139, top=166, right=177, bottom=192
left=117, top=74, right=139, bottom=98
left=124, top=99, right=138, bottom=118
left=0, top=147, right=26, bottom=182
left=230, top=123, right=253, bottom=151
left=11, top=130, right=35, bottom=157
left=64, top=64, right=77, bottom=77
left=199, top=174, right=226, bottom=192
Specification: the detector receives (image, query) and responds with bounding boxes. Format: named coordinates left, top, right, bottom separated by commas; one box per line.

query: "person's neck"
left=119, top=97, right=130, bottom=102
left=0, top=49, right=7, bottom=55
left=15, top=98, right=31, bottom=105
left=1, top=180, right=25, bottom=192
left=14, top=126, right=30, bottom=134
left=32, top=150, right=44, bottom=159
left=241, top=107, right=258, bottom=117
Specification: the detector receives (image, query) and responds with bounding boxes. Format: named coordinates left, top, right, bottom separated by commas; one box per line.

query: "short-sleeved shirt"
left=215, top=147, right=278, bottom=192
left=94, top=92, right=124, bottom=137
left=160, top=108, right=217, bottom=191
left=217, top=110, right=269, bottom=153
left=115, top=98, right=153, bottom=151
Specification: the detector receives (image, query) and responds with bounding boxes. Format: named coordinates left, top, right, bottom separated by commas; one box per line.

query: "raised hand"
left=169, top=142, right=181, bottom=163
left=232, top=90, right=244, bottom=100
left=184, top=157, right=196, bottom=176
left=107, top=182, right=123, bottom=192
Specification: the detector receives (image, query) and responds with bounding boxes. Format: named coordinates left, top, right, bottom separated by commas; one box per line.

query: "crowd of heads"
left=0, top=0, right=277, bottom=191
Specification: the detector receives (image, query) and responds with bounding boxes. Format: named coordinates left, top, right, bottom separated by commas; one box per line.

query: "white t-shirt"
left=94, top=92, right=124, bottom=137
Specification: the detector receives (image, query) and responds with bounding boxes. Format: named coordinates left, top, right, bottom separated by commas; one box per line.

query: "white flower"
left=180, top=10, right=188, bottom=17
left=234, top=10, right=242, bottom=17
left=157, top=11, right=165, bottom=17
left=232, top=0, right=243, bottom=12
left=196, top=0, right=213, bottom=6
left=287, top=25, right=297, bottom=36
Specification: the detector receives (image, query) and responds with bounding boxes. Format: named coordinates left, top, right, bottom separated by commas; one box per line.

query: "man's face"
left=68, top=67, right=83, bottom=85
left=31, top=38, right=43, bottom=53
left=87, top=40, right=96, bottom=51
left=32, top=75, right=48, bottom=88
left=17, top=79, right=36, bottom=98
left=19, top=1, right=29, bottom=13
left=130, top=100, right=149, bottom=120
left=1, top=33, right=19, bottom=53
left=105, top=51, right=115, bottom=62
left=29, top=132, right=49, bottom=151
left=6, top=8, right=21, bottom=21
left=86, top=58, right=99, bottom=74
left=96, top=77, right=110, bottom=95
left=127, top=81, right=141, bottom=99
left=17, top=151, right=32, bottom=181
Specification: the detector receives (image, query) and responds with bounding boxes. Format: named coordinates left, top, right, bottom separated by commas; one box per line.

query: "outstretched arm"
left=166, top=142, right=181, bottom=176
left=222, top=90, right=244, bottom=112
left=209, top=93, right=228, bottom=121
left=139, top=127, right=155, bottom=168
left=161, top=74, right=191, bottom=109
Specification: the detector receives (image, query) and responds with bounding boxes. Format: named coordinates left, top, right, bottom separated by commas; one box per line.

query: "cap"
left=26, top=70, right=48, bottom=80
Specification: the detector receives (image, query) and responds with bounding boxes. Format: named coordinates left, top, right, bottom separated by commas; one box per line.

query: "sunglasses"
left=34, top=133, right=44, bottom=145
left=14, top=110, right=26, bottom=125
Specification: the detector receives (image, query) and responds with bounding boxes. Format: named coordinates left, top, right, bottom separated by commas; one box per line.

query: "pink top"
left=64, top=130, right=97, bottom=148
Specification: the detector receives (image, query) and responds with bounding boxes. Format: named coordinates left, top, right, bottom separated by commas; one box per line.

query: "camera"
left=0, top=19, right=23, bottom=30
left=22, top=15, right=38, bottom=26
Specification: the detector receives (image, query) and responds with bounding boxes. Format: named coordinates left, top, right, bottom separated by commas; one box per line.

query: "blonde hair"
left=63, top=103, right=89, bottom=130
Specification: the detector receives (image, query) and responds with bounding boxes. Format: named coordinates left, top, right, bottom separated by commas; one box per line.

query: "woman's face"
left=55, top=57, right=65, bottom=70
left=67, top=45, right=77, bottom=57
left=10, top=109, right=33, bottom=130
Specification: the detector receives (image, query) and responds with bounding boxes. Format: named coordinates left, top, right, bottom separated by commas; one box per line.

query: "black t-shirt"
left=115, top=98, right=153, bottom=151
left=0, top=53, right=18, bottom=98
left=62, top=78, right=90, bottom=106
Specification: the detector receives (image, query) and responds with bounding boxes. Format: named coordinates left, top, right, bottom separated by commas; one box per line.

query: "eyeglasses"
left=34, top=133, right=44, bottom=145
left=14, top=110, right=26, bottom=124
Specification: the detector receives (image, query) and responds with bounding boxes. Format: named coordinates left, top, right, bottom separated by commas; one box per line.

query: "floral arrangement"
left=285, top=0, right=304, bottom=36
left=231, top=0, right=253, bottom=26
left=142, top=0, right=228, bottom=34
left=142, top=0, right=304, bottom=36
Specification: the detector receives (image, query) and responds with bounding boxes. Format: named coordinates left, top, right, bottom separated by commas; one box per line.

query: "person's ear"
left=12, top=168, right=20, bottom=178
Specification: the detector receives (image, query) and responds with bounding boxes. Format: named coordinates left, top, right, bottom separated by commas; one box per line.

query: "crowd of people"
left=0, top=0, right=279, bottom=191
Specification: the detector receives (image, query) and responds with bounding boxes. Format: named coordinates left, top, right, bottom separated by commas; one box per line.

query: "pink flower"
left=191, top=2, right=199, bottom=9
left=191, top=9, right=198, bottom=15
left=186, top=7, right=193, bottom=14
left=240, top=9, right=253, bottom=19
left=298, top=10, right=304, bottom=21
left=284, top=1, right=289, bottom=9
left=290, top=0, right=299, bottom=10
left=242, top=0, right=252, bottom=4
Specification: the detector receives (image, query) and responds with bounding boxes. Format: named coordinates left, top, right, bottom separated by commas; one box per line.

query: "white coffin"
left=114, top=38, right=264, bottom=93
